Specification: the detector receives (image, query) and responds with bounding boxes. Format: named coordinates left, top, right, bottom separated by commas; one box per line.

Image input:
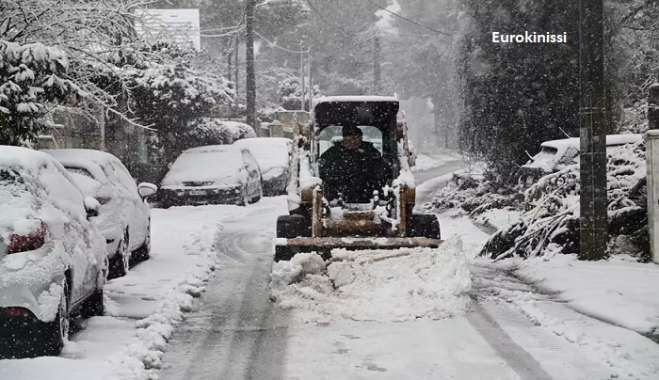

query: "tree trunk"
left=245, top=0, right=257, bottom=127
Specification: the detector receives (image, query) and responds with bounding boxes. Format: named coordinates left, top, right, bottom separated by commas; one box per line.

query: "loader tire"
left=409, top=214, right=441, bottom=239
left=274, top=245, right=296, bottom=262
left=276, top=215, right=308, bottom=238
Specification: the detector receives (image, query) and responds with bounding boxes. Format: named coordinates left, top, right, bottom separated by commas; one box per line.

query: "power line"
left=367, top=0, right=452, bottom=36
left=255, top=30, right=309, bottom=54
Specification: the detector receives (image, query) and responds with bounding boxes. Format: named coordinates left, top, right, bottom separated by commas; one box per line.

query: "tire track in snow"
left=159, top=225, right=290, bottom=380
left=467, top=301, right=554, bottom=380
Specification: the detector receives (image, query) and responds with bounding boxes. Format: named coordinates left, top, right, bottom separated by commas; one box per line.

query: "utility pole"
left=299, top=43, right=306, bottom=111
left=579, top=0, right=608, bottom=260
left=226, top=49, right=232, bottom=82
left=245, top=0, right=256, bottom=127
left=373, top=34, right=381, bottom=93
left=234, top=34, right=239, bottom=107
left=307, top=51, right=313, bottom=112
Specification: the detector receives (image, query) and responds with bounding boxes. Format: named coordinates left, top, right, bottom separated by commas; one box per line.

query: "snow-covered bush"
left=180, top=118, right=256, bottom=149
left=124, top=57, right=233, bottom=164
left=481, top=140, right=648, bottom=259
left=0, top=40, right=78, bottom=144
left=429, top=172, right=523, bottom=216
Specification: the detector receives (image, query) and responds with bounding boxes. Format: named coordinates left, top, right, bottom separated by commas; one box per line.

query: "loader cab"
left=310, top=97, right=402, bottom=186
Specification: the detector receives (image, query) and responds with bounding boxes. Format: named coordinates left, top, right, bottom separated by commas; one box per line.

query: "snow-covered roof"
left=44, top=149, right=119, bottom=182
left=0, top=146, right=57, bottom=172
left=606, top=134, right=643, bottom=146
left=540, top=134, right=642, bottom=150
left=540, top=138, right=580, bottom=150
left=0, top=146, right=87, bottom=234
left=314, top=96, right=398, bottom=106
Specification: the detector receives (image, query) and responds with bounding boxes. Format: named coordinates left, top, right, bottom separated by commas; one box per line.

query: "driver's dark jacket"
left=319, top=141, right=387, bottom=203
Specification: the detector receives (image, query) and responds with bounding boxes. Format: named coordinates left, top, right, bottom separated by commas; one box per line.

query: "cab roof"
left=312, top=96, right=399, bottom=130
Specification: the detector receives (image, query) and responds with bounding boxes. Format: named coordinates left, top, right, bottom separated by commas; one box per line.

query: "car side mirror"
left=138, top=182, right=158, bottom=198
left=84, top=196, right=100, bottom=218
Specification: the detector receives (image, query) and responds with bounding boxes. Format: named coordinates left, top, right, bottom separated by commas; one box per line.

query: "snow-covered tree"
left=123, top=47, right=234, bottom=164
left=0, top=0, right=150, bottom=128
left=0, top=40, right=78, bottom=144
left=458, top=0, right=584, bottom=179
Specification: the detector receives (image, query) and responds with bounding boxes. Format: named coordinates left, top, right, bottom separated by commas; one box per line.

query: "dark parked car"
left=159, top=145, right=263, bottom=207
left=0, top=146, right=108, bottom=357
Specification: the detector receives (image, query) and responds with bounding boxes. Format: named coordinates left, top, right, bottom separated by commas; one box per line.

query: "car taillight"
left=7, top=221, right=46, bottom=254
left=4, top=307, right=30, bottom=318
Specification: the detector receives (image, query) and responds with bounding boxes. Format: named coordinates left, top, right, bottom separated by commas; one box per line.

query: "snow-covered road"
left=157, top=200, right=657, bottom=380
left=3, top=197, right=659, bottom=379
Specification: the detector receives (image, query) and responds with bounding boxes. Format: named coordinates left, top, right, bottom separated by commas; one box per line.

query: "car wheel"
left=252, top=182, right=263, bottom=203
left=238, top=185, right=249, bottom=206
left=80, top=286, right=104, bottom=318
left=134, top=223, right=151, bottom=263
left=43, top=281, right=69, bottom=356
left=408, top=214, right=441, bottom=239
left=109, top=231, right=130, bottom=278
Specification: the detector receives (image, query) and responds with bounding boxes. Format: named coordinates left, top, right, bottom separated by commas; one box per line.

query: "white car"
left=45, top=149, right=157, bottom=278
left=517, top=134, right=643, bottom=186
left=159, top=145, right=263, bottom=207
left=0, top=146, right=108, bottom=357
left=233, top=137, right=292, bottom=196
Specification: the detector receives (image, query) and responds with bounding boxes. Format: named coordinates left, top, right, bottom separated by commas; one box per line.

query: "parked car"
left=159, top=145, right=263, bottom=207
left=0, top=146, right=108, bottom=357
left=517, top=134, right=642, bottom=186
left=233, top=137, right=292, bottom=196
left=44, top=149, right=157, bottom=278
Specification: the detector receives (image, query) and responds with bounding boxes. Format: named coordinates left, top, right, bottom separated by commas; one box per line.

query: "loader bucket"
left=273, top=237, right=442, bottom=262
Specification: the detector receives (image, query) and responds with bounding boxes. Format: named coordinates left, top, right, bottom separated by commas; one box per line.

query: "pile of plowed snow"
left=270, top=238, right=471, bottom=323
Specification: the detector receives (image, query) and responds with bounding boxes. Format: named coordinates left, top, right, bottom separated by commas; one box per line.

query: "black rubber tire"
left=409, top=214, right=441, bottom=239
left=276, top=215, right=308, bottom=238
left=109, top=232, right=130, bottom=279
left=80, top=288, right=104, bottom=318
left=274, top=245, right=296, bottom=262
left=133, top=224, right=151, bottom=263
left=43, top=281, right=69, bottom=356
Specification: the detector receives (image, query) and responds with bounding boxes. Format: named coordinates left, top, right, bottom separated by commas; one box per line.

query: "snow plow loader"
left=274, top=96, right=441, bottom=261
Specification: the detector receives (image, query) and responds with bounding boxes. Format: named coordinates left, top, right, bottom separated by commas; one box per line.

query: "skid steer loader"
left=274, top=96, right=441, bottom=261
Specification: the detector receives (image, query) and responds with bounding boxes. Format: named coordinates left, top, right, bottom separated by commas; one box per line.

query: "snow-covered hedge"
left=428, top=140, right=648, bottom=260
left=481, top=141, right=647, bottom=259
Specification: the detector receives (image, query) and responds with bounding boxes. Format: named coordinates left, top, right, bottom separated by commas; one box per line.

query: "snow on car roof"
left=43, top=149, right=117, bottom=181
left=540, top=134, right=642, bottom=150
left=314, top=96, right=398, bottom=105
left=0, top=146, right=87, bottom=231
left=0, top=145, right=56, bottom=172
left=161, top=145, right=244, bottom=186
left=232, top=137, right=291, bottom=172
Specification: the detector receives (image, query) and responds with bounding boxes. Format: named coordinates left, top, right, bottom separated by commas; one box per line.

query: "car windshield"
left=64, top=166, right=95, bottom=180
left=163, top=147, right=242, bottom=185
left=531, top=146, right=558, bottom=164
